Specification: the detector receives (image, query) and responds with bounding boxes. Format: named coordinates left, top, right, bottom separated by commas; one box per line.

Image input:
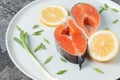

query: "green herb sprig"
left=14, top=26, right=59, bottom=80
left=56, top=70, right=67, bottom=75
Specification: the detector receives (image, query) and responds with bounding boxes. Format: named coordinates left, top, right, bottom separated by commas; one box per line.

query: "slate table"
left=0, top=0, right=120, bottom=80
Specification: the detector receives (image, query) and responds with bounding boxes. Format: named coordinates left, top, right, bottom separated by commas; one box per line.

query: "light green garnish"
left=34, top=43, right=46, bottom=52
left=32, top=25, right=39, bottom=29
left=104, top=3, right=109, bottom=9
left=112, top=19, right=118, bottom=24
left=93, top=67, right=104, bottom=74
left=111, top=8, right=119, bottom=12
left=60, top=57, right=67, bottom=63
left=32, top=30, right=44, bottom=36
left=99, top=3, right=109, bottom=14
left=56, top=70, right=67, bottom=75
left=44, top=56, right=53, bottom=65
left=43, top=38, right=50, bottom=44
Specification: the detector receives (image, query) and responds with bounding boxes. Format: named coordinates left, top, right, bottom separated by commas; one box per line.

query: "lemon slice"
left=88, top=30, right=119, bottom=62
left=38, top=5, right=68, bottom=27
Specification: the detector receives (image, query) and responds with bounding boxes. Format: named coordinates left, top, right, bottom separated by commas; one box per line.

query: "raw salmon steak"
left=71, top=3, right=100, bottom=38
left=54, top=18, right=87, bottom=69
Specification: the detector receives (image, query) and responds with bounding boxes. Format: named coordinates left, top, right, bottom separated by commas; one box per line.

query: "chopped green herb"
left=44, top=56, right=53, bottom=65
left=32, top=25, right=39, bottom=29
left=112, top=19, right=118, bottom=24
left=43, top=38, right=50, bottom=44
left=99, top=7, right=107, bottom=14
left=32, top=30, right=44, bottom=36
left=99, top=3, right=109, bottom=14
left=60, top=57, right=67, bottom=63
left=56, top=70, right=67, bottom=75
left=34, top=43, right=46, bottom=52
left=111, top=8, right=119, bottom=12
left=104, top=3, right=109, bottom=9
left=93, top=67, right=104, bottom=74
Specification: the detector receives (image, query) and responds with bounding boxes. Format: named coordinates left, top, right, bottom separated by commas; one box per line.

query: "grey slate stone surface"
left=0, top=0, right=120, bottom=80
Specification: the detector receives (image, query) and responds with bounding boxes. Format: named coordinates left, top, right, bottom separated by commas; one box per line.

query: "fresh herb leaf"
left=104, top=3, right=109, bottom=9
left=99, top=3, right=109, bottom=14
left=93, top=67, right=104, bottom=74
left=32, top=25, right=39, bottom=29
left=40, top=43, right=46, bottom=50
left=112, top=19, right=118, bottom=24
left=16, top=26, right=22, bottom=32
left=99, top=8, right=104, bottom=14
left=44, top=56, right=53, bottom=65
left=32, top=30, right=44, bottom=36
left=56, top=70, right=67, bottom=75
left=34, top=43, right=46, bottom=52
left=99, top=7, right=107, bottom=14
left=111, top=8, right=119, bottom=12
left=60, top=57, right=67, bottom=63
left=14, top=37, right=24, bottom=48
left=43, top=38, right=50, bottom=44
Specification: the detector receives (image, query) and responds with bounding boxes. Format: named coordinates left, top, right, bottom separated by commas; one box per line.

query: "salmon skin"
left=54, top=18, right=87, bottom=69
left=71, top=3, right=100, bottom=38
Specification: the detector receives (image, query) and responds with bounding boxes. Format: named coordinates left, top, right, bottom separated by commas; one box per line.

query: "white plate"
left=6, top=0, right=120, bottom=80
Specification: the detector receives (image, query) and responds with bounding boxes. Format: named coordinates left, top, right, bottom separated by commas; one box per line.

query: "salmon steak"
left=54, top=18, right=87, bottom=69
left=54, top=3, right=100, bottom=69
left=71, top=3, right=100, bottom=38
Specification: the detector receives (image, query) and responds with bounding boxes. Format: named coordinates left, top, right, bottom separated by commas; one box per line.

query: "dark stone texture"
left=0, top=0, right=119, bottom=80
left=0, top=0, right=33, bottom=80
left=0, top=0, right=34, bottom=12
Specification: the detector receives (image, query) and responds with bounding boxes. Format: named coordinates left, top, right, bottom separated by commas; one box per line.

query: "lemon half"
left=38, top=5, right=68, bottom=27
left=88, top=30, right=119, bottom=62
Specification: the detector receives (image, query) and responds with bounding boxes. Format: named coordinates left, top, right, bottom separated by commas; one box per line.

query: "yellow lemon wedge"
left=38, top=5, right=68, bottom=27
left=88, top=30, right=119, bottom=62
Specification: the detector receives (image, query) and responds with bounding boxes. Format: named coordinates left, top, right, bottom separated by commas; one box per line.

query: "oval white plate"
left=6, top=0, right=120, bottom=80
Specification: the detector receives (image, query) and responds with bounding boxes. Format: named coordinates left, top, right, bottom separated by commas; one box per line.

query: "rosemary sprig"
left=56, top=70, right=67, bottom=75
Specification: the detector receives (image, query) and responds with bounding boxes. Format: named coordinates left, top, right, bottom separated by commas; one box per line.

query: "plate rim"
left=5, top=0, right=120, bottom=80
